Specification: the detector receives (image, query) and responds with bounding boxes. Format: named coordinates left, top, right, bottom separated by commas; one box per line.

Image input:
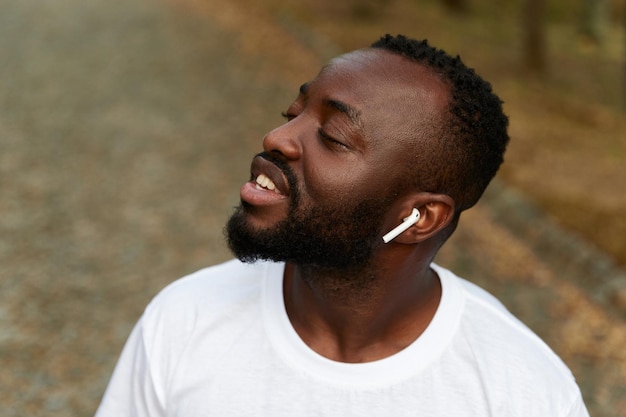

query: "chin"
left=237, top=202, right=290, bottom=231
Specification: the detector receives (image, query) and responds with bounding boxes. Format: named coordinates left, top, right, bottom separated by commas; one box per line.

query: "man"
left=96, top=34, right=589, bottom=416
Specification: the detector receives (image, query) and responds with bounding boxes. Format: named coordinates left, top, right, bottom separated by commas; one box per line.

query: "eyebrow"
left=298, top=83, right=363, bottom=129
left=323, top=98, right=363, bottom=129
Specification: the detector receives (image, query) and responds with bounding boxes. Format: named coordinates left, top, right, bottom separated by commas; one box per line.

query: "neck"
left=283, top=254, right=441, bottom=363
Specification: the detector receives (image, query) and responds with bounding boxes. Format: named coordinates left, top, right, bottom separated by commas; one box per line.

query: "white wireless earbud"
left=382, top=208, right=420, bottom=243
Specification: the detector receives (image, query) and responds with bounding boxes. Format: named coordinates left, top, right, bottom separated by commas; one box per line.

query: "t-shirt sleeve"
left=564, top=393, right=590, bottom=417
left=94, top=318, right=166, bottom=417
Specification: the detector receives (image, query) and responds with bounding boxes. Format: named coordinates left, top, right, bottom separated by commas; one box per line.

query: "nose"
left=262, top=121, right=302, bottom=160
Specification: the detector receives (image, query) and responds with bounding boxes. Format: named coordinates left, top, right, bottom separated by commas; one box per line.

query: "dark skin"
left=242, top=49, right=456, bottom=363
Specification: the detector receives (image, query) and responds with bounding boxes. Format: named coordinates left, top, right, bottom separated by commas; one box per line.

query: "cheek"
left=301, top=158, right=386, bottom=204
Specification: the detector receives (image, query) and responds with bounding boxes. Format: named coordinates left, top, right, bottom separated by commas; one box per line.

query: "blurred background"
left=0, top=0, right=624, bottom=415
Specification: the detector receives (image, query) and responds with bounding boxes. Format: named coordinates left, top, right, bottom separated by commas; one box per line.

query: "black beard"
left=225, top=197, right=390, bottom=270
left=225, top=155, right=392, bottom=271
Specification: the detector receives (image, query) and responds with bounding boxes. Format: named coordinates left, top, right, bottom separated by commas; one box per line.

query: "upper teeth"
left=256, top=174, right=278, bottom=192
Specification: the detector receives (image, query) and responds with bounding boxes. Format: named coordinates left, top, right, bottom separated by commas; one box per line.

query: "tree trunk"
left=623, top=0, right=626, bottom=110
left=442, top=0, right=468, bottom=14
left=580, top=0, right=608, bottom=45
left=523, top=0, right=547, bottom=74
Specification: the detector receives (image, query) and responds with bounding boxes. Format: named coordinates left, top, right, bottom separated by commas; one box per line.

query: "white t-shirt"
left=95, top=259, right=589, bottom=417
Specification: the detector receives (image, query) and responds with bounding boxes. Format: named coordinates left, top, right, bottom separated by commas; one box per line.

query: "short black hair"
left=371, top=34, right=509, bottom=213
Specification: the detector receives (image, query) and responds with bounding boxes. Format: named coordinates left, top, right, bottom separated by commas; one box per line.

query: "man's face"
left=226, top=48, right=449, bottom=269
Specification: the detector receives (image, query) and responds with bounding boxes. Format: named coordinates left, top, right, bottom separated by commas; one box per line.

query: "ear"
left=384, top=193, right=456, bottom=245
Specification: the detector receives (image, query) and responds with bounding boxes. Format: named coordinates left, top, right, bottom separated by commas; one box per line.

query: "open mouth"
left=239, top=155, right=292, bottom=208
left=250, top=155, right=290, bottom=197
left=255, top=174, right=279, bottom=193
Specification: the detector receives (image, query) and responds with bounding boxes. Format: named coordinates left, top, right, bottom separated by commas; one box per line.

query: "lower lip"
left=240, top=182, right=288, bottom=206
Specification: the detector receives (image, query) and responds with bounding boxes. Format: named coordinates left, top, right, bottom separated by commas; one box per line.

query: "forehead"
left=309, top=48, right=450, bottom=129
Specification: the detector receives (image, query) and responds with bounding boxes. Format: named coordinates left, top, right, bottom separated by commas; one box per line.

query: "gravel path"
left=0, top=0, right=623, bottom=416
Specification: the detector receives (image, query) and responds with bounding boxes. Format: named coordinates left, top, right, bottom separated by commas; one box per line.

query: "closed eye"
left=281, top=111, right=296, bottom=121
left=318, top=128, right=348, bottom=150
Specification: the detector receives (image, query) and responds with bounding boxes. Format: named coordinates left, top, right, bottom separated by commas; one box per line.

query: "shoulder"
left=459, top=273, right=571, bottom=375
left=149, top=259, right=277, bottom=310
left=432, top=264, right=585, bottom=414
left=434, top=263, right=569, bottom=369
left=139, top=259, right=281, bottom=342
